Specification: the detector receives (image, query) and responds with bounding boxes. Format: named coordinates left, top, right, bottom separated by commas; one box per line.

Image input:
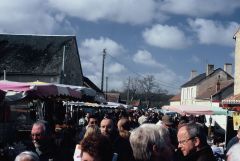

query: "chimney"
left=206, top=64, right=214, bottom=76
left=216, top=76, right=221, bottom=92
left=190, top=70, right=197, bottom=80
left=224, top=63, right=232, bottom=76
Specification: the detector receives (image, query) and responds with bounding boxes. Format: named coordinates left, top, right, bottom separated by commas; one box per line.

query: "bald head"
left=117, top=118, right=130, bottom=131
left=100, top=118, right=113, bottom=137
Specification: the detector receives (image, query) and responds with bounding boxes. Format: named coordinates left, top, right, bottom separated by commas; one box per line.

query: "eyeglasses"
left=31, top=133, right=42, bottom=138
left=89, top=121, right=97, bottom=124
left=178, top=137, right=195, bottom=145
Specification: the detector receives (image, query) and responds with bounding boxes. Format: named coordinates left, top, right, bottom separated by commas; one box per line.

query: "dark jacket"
left=28, top=140, right=61, bottom=161
left=226, top=136, right=239, bottom=153
left=183, top=145, right=216, bottom=161
left=114, top=136, right=135, bottom=161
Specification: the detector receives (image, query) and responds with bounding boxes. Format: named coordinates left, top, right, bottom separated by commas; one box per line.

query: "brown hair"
left=81, top=134, right=113, bottom=161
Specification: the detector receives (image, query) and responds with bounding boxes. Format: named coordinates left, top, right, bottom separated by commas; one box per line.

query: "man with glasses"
left=177, top=122, right=216, bottom=161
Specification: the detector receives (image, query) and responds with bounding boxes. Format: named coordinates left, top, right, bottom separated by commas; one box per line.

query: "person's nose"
left=178, top=143, right=182, bottom=148
left=103, top=127, right=107, bottom=132
left=32, top=135, right=37, bottom=140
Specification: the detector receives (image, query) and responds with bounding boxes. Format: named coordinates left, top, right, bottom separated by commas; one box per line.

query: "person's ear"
left=193, top=137, right=200, bottom=146
left=152, top=144, right=159, bottom=153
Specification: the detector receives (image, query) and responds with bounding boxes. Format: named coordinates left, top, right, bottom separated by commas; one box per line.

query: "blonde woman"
left=73, top=125, right=101, bottom=161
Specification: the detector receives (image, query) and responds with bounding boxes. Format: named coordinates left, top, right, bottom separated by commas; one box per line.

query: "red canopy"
left=0, top=80, right=82, bottom=100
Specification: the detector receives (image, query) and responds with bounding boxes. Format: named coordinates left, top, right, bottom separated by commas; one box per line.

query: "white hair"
left=15, top=151, right=39, bottom=161
left=130, top=124, right=169, bottom=161
left=227, top=143, right=240, bottom=161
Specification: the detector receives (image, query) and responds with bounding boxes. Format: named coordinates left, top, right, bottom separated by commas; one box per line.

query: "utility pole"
left=61, top=45, right=66, bottom=84
left=127, top=77, right=130, bottom=104
left=101, top=48, right=106, bottom=91
left=105, top=76, right=108, bottom=100
left=3, top=68, right=6, bottom=80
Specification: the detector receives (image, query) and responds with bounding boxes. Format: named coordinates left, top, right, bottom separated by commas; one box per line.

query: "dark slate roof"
left=83, top=76, right=103, bottom=93
left=181, top=68, right=233, bottom=87
left=181, top=73, right=206, bottom=87
left=0, top=34, right=77, bottom=75
left=212, top=81, right=234, bottom=96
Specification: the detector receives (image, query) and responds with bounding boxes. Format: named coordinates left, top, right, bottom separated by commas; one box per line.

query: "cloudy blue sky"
left=0, top=0, right=239, bottom=94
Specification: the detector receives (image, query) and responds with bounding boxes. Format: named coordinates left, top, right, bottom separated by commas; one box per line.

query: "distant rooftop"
left=181, top=68, right=233, bottom=88
left=169, top=93, right=181, bottom=101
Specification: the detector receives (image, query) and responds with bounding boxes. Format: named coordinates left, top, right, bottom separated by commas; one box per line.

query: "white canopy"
left=162, top=105, right=228, bottom=115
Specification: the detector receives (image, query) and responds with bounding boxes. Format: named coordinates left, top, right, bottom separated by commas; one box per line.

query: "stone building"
left=0, top=34, right=83, bottom=85
left=180, top=64, right=233, bottom=106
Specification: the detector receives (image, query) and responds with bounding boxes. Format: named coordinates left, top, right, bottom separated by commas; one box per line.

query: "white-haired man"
left=31, top=120, right=59, bottom=161
left=130, top=123, right=175, bottom=161
left=15, top=151, right=39, bottom=161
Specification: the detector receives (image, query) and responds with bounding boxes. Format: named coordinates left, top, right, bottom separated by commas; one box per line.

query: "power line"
left=106, top=53, right=180, bottom=90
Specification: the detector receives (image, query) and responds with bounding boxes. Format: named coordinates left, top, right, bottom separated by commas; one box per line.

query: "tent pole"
left=224, top=109, right=228, bottom=150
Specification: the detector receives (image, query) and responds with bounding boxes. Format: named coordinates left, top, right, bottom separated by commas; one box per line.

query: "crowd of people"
left=3, top=108, right=240, bottom=161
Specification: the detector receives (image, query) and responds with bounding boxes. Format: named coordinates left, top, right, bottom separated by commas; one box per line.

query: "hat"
left=162, top=115, right=174, bottom=126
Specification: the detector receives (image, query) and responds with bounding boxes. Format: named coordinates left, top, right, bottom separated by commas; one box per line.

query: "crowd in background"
left=2, top=108, right=240, bottom=161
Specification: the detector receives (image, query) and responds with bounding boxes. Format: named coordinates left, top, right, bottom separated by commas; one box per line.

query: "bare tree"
left=123, top=77, right=140, bottom=101
left=138, top=75, right=159, bottom=108
left=123, top=75, right=170, bottom=108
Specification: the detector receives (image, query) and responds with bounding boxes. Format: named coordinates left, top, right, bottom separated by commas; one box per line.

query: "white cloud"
left=132, top=49, right=184, bottom=93
left=0, top=0, right=77, bottom=34
left=160, top=0, right=240, bottom=17
left=133, top=50, right=164, bottom=67
left=106, top=76, right=125, bottom=91
left=85, top=69, right=127, bottom=91
left=107, top=63, right=126, bottom=74
left=140, top=70, right=184, bottom=94
left=80, top=37, right=124, bottom=57
left=79, top=38, right=183, bottom=93
left=48, top=0, right=160, bottom=25
left=188, top=18, right=239, bottom=46
left=79, top=37, right=126, bottom=89
left=143, top=24, right=190, bottom=49
left=0, top=0, right=55, bottom=33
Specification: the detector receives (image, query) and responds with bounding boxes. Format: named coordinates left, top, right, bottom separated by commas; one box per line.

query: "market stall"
left=0, top=80, right=84, bottom=146
left=0, top=80, right=82, bottom=101
left=162, top=105, right=228, bottom=116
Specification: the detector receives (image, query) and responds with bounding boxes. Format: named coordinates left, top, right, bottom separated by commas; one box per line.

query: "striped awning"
left=222, top=94, right=240, bottom=105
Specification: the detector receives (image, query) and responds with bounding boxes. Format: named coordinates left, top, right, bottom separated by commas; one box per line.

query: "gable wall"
left=62, top=37, right=83, bottom=86
left=197, top=70, right=231, bottom=97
